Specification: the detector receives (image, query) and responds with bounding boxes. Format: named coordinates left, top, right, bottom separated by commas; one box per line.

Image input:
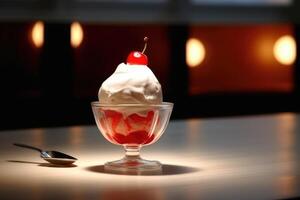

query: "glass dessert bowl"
left=91, top=102, right=173, bottom=173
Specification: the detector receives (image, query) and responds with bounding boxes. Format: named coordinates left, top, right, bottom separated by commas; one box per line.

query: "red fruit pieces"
left=105, top=110, right=121, bottom=128
left=103, top=110, right=127, bottom=135
left=101, top=110, right=156, bottom=145
left=113, top=131, right=155, bottom=145
left=112, top=133, right=127, bottom=144
left=125, top=111, right=154, bottom=132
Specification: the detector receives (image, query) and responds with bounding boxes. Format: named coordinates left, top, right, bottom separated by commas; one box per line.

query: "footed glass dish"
left=91, top=102, right=173, bottom=174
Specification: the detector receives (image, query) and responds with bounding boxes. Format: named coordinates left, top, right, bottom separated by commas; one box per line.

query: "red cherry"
left=126, top=51, right=148, bottom=65
left=126, top=37, right=149, bottom=65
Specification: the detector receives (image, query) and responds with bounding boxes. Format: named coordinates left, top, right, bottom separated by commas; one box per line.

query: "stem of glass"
left=124, top=145, right=141, bottom=158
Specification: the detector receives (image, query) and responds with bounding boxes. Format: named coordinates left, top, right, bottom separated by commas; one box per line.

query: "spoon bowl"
left=14, top=143, right=77, bottom=165
left=42, top=151, right=77, bottom=165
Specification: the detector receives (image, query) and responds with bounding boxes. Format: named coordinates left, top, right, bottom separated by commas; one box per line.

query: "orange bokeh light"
left=71, top=22, right=84, bottom=48
left=186, top=38, right=206, bottom=68
left=31, top=21, right=44, bottom=48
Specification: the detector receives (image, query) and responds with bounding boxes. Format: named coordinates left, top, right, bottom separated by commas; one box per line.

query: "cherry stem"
left=141, top=37, right=148, bottom=54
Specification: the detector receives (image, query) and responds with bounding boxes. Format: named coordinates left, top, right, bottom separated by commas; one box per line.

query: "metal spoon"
left=13, top=143, right=77, bottom=165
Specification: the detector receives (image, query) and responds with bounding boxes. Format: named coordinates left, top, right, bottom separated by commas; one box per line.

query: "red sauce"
left=100, top=110, right=156, bottom=145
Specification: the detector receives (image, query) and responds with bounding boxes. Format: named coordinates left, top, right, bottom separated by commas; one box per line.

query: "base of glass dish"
left=104, top=156, right=162, bottom=175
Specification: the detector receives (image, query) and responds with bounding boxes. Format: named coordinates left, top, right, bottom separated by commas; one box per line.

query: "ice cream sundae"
left=97, top=37, right=166, bottom=145
left=91, top=37, right=173, bottom=172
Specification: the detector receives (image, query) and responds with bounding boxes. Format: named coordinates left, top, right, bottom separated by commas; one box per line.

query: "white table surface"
left=1, top=113, right=300, bottom=200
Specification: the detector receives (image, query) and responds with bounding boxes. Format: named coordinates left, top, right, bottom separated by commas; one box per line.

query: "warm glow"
left=71, top=22, right=84, bottom=48
left=31, top=21, right=44, bottom=48
left=273, top=35, right=296, bottom=65
left=186, top=38, right=206, bottom=68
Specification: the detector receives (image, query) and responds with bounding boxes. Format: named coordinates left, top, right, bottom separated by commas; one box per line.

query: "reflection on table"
left=0, top=113, right=300, bottom=200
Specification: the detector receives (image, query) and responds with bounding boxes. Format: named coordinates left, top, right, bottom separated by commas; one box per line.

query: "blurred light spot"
left=273, top=35, right=296, bottom=65
left=30, top=128, right=45, bottom=146
left=31, top=21, right=44, bottom=48
left=277, top=176, right=296, bottom=197
left=275, top=114, right=296, bottom=196
left=186, top=38, right=206, bottom=68
left=69, top=126, right=83, bottom=145
left=71, top=22, right=84, bottom=48
left=186, top=119, right=202, bottom=152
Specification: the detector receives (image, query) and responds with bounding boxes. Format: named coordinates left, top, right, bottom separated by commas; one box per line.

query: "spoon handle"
left=13, top=143, right=43, bottom=153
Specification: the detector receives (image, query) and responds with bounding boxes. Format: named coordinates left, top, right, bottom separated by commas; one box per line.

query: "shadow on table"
left=7, top=160, right=77, bottom=168
left=85, top=164, right=200, bottom=176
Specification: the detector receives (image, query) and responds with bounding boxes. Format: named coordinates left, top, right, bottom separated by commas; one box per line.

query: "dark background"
left=0, top=0, right=299, bottom=130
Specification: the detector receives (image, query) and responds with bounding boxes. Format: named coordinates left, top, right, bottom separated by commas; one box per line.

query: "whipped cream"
left=98, top=63, right=162, bottom=104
